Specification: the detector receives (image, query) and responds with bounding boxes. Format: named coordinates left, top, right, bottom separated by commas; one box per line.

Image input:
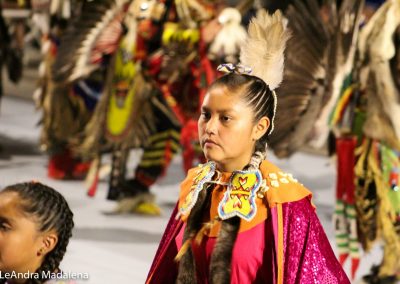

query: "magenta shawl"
left=146, top=198, right=350, bottom=283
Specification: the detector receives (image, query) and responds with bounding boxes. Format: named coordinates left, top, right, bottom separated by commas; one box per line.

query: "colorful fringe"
left=355, top=139, right=400, bottom=279
left=334, top=136, right=360, bottom=279
left=329, top=74, right=354, bottom=128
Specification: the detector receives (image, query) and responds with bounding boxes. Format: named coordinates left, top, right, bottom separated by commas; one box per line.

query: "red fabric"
left=87, top=171, right=99, bottom=197
left=47, top=149, right=90, bottom=180
left=146, top=199, right=349, bottom=283
left=339, top=253, right=349, bottom=266
left=336, top=137, right=357, bottom=203
left=180, top=119, right=201, bottom=172
left=146, top=204, right=182, bottom=284
left=351, top=258, right=360, bottom=280
left=136, top=170, right=159, bottom=187
left=174, top=219, right=276, bottom=283
left=48, top=151, right=73, bottom=180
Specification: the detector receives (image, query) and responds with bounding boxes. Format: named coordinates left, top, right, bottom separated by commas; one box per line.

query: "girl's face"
left=0, top=191, right=46, bottom=274
left=198, top=85, right=269, bottom=172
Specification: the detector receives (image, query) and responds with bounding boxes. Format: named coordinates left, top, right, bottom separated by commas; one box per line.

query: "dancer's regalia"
left=351, top=1, right=400, bottom=282
left=0, top=6, right=10, bottom=102
left=79, top=1, right=249, bottom=214
left=326, top=1, right=400, bottom=281
left=264, top=0, right=364, bottom=278
left=147, top=160, right=348, bottom=283
left=146, top=9, right=349, bottom=284
left=77, top=0, right=188, bottom=213
left=0, top=3, right=23, bottom=103
left=40, top=0, right=213, bottom=214
left=37, top=0, right=108, bottom=179
left=265, top=0, right=400, bottom=281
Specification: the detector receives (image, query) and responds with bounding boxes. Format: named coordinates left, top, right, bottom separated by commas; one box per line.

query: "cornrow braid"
left=3, top=182, right=74, bottom=284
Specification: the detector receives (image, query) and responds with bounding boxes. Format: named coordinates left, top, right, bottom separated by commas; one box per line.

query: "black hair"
left=1, top=182, right=74, bottom=284
left=209, top=73, right=275, bottom=153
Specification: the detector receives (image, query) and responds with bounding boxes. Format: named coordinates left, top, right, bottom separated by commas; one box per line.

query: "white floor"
left=0, top=96, right=387, bottom=283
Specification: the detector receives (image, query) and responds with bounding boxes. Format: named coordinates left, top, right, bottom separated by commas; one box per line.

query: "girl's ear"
left=252, top=117, right=270, bottom=141
left=40, top=232, right=58, bottom=255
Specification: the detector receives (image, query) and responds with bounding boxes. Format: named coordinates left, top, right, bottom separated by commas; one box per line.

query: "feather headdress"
left=239, top=10, right=291, bottom=90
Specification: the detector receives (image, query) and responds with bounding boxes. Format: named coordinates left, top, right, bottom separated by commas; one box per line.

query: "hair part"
left=2, top=182, right=74, bottom=284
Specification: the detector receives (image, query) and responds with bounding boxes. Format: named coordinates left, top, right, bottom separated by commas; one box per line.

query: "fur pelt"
left=176, top=185, right=212, bottom=283
left=209, top=217, right=240, bottom=284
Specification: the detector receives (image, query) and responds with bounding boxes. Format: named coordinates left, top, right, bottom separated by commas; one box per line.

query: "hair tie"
left=217, top=63, right=252, bottom=75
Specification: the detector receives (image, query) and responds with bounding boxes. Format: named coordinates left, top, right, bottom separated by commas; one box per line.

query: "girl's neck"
left=215, top=156, right=254, bottom=173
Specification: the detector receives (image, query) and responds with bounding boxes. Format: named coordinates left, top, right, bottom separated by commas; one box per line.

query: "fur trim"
left=209, top=217, right=240, bottom=284
left=176, top=185, right=212, bottom=283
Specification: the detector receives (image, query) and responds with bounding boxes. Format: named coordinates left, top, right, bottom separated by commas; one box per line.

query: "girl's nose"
left=205, top=117, right=217, bottom=135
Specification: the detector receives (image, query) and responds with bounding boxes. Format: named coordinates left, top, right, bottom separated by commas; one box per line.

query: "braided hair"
left=2, top=182, right=74, bottom=284
left=176, top=73, right=272, bottom=283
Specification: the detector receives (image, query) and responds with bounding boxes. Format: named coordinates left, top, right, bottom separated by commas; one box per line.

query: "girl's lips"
left=203, top=139, right=218, bottom=147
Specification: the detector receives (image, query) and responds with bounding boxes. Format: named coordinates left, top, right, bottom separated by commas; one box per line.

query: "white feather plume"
left=240, top=10, right=290, bottom=90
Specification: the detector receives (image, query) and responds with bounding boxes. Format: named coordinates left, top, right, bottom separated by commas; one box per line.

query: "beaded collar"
left=179, top=161, right=268, bottom=222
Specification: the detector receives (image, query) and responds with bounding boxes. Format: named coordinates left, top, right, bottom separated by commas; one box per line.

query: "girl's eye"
left=0, top=222, right=11, bottom=231
left=221, top=116, right=231, bottom=122
left=201, top=112, right=211, bottom=120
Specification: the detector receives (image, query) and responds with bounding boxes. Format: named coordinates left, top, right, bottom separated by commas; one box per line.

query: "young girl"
left=146, top=10, right=350, bottom=284
left=0, top=182, right=74, bottom=284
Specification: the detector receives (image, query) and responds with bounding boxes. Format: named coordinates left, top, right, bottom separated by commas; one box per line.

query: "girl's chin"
left=204, top=152, right=221, bottom=163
